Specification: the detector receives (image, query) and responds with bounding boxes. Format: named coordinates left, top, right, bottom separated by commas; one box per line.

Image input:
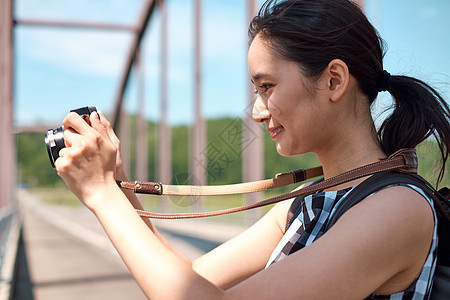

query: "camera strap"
left=117, top=148, right=418, bottom=219
left=118, top=166, right=324, bottom=196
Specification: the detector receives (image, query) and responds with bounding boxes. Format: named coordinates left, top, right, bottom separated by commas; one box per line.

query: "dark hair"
left=249, top=0, right=450, bottom=185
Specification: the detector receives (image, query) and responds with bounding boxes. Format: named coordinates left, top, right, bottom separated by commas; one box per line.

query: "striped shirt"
left=265, top=184, right=437, bottom=299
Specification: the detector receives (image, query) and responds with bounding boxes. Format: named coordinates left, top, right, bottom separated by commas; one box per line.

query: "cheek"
left=278, top=101, right=303, bottom=129
left=268, top=101, right=284, bottom=118
left=282, top=111, right=322, bottom=154
left=267, top=93, right=290, bottom=119
left=271, top=88, right=306, bottom=119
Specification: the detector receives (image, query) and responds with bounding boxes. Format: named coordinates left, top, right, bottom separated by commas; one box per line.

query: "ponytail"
left=379, top=75, right=450, bottom=185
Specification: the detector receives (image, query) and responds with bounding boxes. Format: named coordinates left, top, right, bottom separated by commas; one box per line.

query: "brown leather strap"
left=117, top=166, right=324, bottom=196
left=130, top=148, right=417, bottom=219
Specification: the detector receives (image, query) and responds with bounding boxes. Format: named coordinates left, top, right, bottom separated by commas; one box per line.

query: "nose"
left=252, top=96, right=271, bottom=123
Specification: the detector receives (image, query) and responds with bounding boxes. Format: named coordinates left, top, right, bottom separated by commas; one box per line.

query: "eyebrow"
left=251, top=72, right=272, bottom=83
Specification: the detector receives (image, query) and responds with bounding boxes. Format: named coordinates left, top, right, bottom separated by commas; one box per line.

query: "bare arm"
left=97, top=111, right=192, bottom=265
left=98, top=110, right=295, bottom=274
left=225, top=186, right=434, bottom=299
left=192, top=199, right=292, bottom=289
left=56, top=112, right=434, bottom=299
left=83, top=111, right=293, bottom=287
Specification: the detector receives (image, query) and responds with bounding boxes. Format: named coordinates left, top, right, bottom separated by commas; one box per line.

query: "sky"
left=13, top=0, right=450, bottom=128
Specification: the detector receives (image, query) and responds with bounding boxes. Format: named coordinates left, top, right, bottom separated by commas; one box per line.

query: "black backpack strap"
left=326, top=171, right=440, bottom=229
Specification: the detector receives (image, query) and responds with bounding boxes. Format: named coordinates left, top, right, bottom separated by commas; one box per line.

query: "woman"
left=56, top=0, right=450, bottom=299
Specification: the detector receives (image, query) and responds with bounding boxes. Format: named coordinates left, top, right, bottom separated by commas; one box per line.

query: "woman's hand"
left=96, top=111, right=129, bottom=181
left=55, top=111, right=118, bottom=209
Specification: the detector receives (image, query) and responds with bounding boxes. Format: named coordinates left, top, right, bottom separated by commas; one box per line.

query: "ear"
left=325, top=59, right=349, bottom=102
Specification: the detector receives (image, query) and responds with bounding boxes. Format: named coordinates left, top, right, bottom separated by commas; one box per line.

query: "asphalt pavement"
left=15, top=190, right=247, bottom=300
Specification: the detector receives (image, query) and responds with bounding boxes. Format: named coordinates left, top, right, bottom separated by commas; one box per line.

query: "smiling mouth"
left=269, top=126, right=284, bottom=139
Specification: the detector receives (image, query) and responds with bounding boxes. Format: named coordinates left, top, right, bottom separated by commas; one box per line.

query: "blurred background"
left=1, top=0, right=449, bottom=299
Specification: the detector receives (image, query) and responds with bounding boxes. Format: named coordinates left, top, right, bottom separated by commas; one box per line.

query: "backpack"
left=322, top=171, right=450, bottom=299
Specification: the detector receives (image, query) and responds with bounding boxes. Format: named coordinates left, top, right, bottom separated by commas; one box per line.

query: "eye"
left=255, top=84, right=273, bottom=95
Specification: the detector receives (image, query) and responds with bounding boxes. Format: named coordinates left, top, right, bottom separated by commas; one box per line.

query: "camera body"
left=44, top=106, right=97, bottom=168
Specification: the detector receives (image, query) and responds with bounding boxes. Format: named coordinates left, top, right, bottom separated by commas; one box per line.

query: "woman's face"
left=248, top=35, right=330, bottom=156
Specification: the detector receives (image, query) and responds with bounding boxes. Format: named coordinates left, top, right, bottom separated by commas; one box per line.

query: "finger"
left=98, top=110, right=120, bottom=145
left=98, top=110, right=110, bottom=127
left=90, top=111, right=112, bottom=142
left=98, top=111, right=116, bottom=137
left=63, top=128, right=76, bottom=147
left=58, top=147, right=69, bottom=159
left=54, top=147, right=70, bottom=172
left=62, top=112, right=93, bottom=135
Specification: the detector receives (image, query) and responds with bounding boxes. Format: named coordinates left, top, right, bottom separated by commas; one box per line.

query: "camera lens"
left=44, top=106, right=97, bottom=168
left=44, top=126, right=65, bottom=168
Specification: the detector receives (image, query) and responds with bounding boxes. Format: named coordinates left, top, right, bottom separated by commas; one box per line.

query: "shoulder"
left=338, top=184, right=434, bottom=243
left=337, top=184, right=434, bottom=290
left=225, top=185, right=436, bottom=299
left=323, top=184, right=435, bottom=257
left=337, top=184, right=435, bottom=293
left=306, top=185, right=434, bottom=294
left=356, top=184, right=434, bottom=225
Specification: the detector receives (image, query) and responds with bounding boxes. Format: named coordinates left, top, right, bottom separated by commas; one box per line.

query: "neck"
left=315, top=121, right=386, bottom=189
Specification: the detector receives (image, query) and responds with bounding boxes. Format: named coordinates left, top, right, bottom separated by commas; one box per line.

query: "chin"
left=276, top=143, right=307, bottom=157
left=276, top=144, right=297, bottom=157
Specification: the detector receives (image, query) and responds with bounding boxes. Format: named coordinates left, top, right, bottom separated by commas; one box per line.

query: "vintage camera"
left=44, top=106, right=97, bottom=168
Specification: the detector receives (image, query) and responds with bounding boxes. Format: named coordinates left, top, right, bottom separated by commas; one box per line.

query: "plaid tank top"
left=265, top=184, right=438, bottom=299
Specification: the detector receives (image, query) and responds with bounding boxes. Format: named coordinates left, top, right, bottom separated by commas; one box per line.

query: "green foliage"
left=205, top=118, right=243, bottom=184
left=16, top=132, right=64, bottom=188
left=16, top=118, right=449, bottom=190
left=171, top=124, right=189, bottom=183
left=416, top=141, right=450, bottom=188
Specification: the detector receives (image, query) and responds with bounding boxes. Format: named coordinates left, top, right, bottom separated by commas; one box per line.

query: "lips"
left=269, top=126, right=284, bottom=139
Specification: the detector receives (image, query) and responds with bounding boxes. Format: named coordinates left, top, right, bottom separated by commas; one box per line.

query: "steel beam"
left=135, top=49, right=148, bottom=182
left=158, top=0, right=171, bottom=185
left=190, top=0, right=206, bottom=211
left=14, top=19, right=137, bottom=32
left=0, top=0, right=14, bottom=210
left=111, top=0, right=157, bottom=130
left=157, top=0, right=171, bottom=211
left=243, top=0, right=264, bottom=223
left=16, top=125, right=55, bottom=133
